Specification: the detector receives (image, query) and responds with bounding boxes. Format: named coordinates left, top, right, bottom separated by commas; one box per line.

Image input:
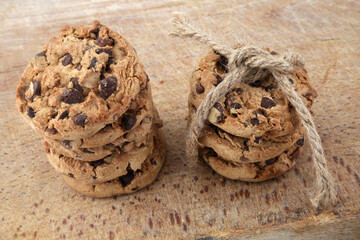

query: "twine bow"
left=170, top=13, right=337, bottom=208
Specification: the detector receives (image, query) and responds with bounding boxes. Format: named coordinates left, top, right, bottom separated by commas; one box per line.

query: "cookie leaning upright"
left=16, top=21, right=166, bottom=198
left=16, top=20, right=147, bottom=140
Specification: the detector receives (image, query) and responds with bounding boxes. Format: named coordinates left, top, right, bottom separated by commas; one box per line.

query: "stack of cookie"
left=16, top=21, right=165, bottom=197
left=189, top=50, right=318, bottom=181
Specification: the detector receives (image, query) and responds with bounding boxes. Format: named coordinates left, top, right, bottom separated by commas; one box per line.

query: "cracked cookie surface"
left=189, top=50, right=317, bottom=138
left=16, top=21, right=148, bottom=140
left=43, top=89, right=159, bottom=160
left=200, top=142, right=302, bottom=182
left=62, top=129, right=166, bottom=197
left=199, top=117, right=305, bottom=163
left=45, top=127, right=159, bottom=184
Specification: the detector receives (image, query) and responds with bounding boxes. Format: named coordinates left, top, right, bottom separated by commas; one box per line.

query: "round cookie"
left=16, top=20, right=149, bottom=140
left=43, top=89, right=157, bottom=160
left=200, top=118, right=305, bottom=163
left=45, top=128, right=158, bottom=184
left=45, top=121, right=153, bottom=161
left=189, top=50, right=318, bottom=138
left=199, top=143, right=302, bottom=182
left=62, top=130, right=166, bottom=197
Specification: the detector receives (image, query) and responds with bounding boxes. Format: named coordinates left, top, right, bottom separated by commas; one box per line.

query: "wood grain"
left=0, top=0, right=359, bottom=239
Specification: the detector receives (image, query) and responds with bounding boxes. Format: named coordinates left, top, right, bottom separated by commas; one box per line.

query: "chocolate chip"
left=94, top=37, right=114, bottom=47
left=296, top=136, right=304, bottom=146
left=70, top=77, right=83, bottom=93
left=95, top=48, right=112, bottom=55
left=62, top=88, right=83, bottom=104
left=82, top=148, right=95, bottom=154
left=61, top=140, right=72, bottom=149
left=195, top=82, right=204, bottom=94
left=90, top=28, right=99, bottom=39
left=122, top=114, right=137, bottom=131
left=303, top=92, right=314, bottom=101
left=26, top=107, right=35, bottom=118
left=46, top=127, right=57, bottom=135
left=58, top=111, right=69, bottom=120
left=216, top=75, right=223, bottom=85
left=88, top=57, right=97, bottom=69
left=230, top=102, right=242, bottom=110
left=243, top=139, right=249, bottom=151
left=264, top=84, right=277, bottom=91
left=234, top=88, right=242, bottom=94
left=105, top=58, right=115, bottom=72
left=214, top=102, right=224, bottom=122
left=214, top=102, right=223, bottom=113
left=250, top=118, right=260, bottom=126
left=265, top=158, right=277, bottom=165
left=68, top=173, right=74, bottom=178
left=288, top=77, right=294, bottom=84
left=89, top=159, right=107, bottom=168
left=35, top=51, right=46, bottom=57
left=118, top=165, right=135, bottom=187
left=215, top=52, right=228, bottom=73
left=254, top=137, right=262, bottom=144
left=33, top=81, right=41, bottom=95
left=99, top=76, right=118, bottom=99
left=270, top=51, right=278, bottom=55
left=291, top=147, right=300, bottom=160
left=27, top=81, right=41, bottom=101
left=261, top=97, right=276, bottom=109
left=258, top=109, right=267, bottom=117
left=62, top=54, right=72, bottom=66
left=240, top=156, right=249, bottom=162
left=83, top=45, right=93, bottom=54
left=72, top=114, right=87, bottom=127
left=248, top=80, right=262, bottom=88
left=76, top=64, right=82, bottom=71
left=150, top=158, right=157, bottom=165
left=205, top=149, right=218, bottom=159
left=52, top=112, right=58, bottom=118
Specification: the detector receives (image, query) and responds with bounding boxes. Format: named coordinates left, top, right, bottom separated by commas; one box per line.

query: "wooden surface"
left=1, top=0, right=359, bottom=239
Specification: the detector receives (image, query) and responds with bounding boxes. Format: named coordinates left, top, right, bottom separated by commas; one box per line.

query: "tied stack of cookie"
left=16, top=21, right=165, bottom=198
left=188, top=49, right=318, bottom=182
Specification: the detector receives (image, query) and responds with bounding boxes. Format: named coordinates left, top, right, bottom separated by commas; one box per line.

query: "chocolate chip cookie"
left=189, top=50, right=317, bottom=138
left=16, top=20, right=148, bottom=140
left=199, top=118, right=305, bottom=163
left=62, top=130, right=166, bottom=197
left=45, top=128, right=156, bottom=184
left=200, top=142, right=302, bottom=182
left=43, top=89, right=156, bottom=160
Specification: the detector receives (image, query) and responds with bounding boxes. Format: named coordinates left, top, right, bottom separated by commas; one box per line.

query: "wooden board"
left=1, top=0, right=359, bottom=239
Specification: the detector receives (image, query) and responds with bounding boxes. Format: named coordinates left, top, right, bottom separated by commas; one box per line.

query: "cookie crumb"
left=159, top=79, right=164, bottom=84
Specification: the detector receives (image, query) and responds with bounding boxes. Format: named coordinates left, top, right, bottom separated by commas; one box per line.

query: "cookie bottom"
left=63, top=130, right=166, bottom=198
left=200, top=143, right=302, bottom=182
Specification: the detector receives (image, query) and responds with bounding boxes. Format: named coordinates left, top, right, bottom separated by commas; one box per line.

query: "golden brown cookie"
left=199, top=118, right=305, bottom=163
left=199, top=143, right=302, bottom=182
left=43, top=88, right=157, bottom=160
left=189, top=50, right=317, bottom=138
left=45, top=128, right=156, bottom=183
left=62, top=130, right=166, bottom=197
left=16, top=21, right=149, bottom=140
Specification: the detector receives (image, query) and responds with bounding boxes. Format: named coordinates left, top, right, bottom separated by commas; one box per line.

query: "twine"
left=170, top=13, right=337, bottom=208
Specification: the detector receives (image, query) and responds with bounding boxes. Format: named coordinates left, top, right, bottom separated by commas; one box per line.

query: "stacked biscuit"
left=189, top=50, right=318, bottom=182
left=16, top=21, right=165, bottom=197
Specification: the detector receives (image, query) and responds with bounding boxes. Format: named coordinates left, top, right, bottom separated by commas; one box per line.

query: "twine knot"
left=170, top=13, right=337, bottom=209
